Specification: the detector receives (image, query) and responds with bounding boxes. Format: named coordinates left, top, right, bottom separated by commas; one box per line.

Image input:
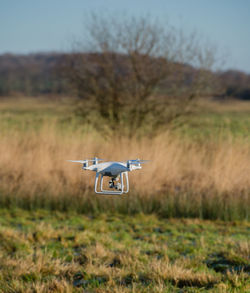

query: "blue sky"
left=0, top=0, right=250, bottom=72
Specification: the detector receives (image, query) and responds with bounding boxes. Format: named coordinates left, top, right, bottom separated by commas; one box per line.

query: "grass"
left=0, top=97, right=249, bottom=292
left=1, top=96, right=250, bottom=138
left=0, top=125, right=249, bottom=219
left=0, top=97, right=249, bottom=220
left=175, top=99, right=250, bottom=141
left=0, top=209, right=249, bottom=292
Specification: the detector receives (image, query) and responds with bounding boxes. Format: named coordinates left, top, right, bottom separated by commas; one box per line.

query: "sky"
left=0, top=0, right=250, bottom=73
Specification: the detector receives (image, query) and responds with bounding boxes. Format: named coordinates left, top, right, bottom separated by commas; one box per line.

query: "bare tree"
left=64, top=15, right=216, bottom=136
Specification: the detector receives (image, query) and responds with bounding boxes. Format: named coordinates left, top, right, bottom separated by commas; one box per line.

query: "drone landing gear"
left=94, top=172, right=129, bottom=195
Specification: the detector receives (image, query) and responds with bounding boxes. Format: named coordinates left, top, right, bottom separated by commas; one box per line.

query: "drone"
left=68, top=157, right=149, bottom=195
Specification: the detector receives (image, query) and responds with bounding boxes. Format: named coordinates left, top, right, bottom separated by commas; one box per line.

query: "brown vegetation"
left=0, top=123, right=249, bottom=219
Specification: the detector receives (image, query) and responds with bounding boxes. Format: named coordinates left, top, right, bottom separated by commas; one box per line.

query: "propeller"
left=67, top=158, right=105, bottom=164
left=125, top=159, right=150, bottom=169
left=67, top=160, right=88, bottom=163
left=126, top=159, right=150, bottom=164
left=89, top=158, right=105, bottom=162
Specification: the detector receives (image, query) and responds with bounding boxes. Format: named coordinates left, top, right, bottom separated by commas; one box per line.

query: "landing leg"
left=124, top=172, right=129, bottom=193
left=100, top=174, right=104, bottom=191
left=94, top=172, right=100, bottom=193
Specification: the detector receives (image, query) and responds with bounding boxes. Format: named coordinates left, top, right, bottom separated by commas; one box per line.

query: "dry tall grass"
left=0, top=123, right=249, bottom=219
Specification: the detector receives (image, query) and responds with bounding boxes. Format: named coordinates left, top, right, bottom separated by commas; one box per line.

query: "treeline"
left=0, top=53, right=68, bottom=96
left=0, top=53, right=250, bottom=100
left=217, top=70, right=250, bottom=100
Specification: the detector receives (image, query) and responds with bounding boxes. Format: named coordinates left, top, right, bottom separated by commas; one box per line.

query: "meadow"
left=0, top=97, right=249, bottom=292
left=0, top=209, right=249, bottom=292
left=0, top=97, right=249, bottom=220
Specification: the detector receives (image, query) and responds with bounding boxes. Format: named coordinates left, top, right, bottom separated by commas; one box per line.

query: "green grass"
left=1, top=97, right=250, bottom=141
left=0, top=209, right=249, bottom=292
left=1, top=189, right=248, bottom=221
left=0, top=97, right=76, bottom=132
left=175, top=108, right=250, bottom=141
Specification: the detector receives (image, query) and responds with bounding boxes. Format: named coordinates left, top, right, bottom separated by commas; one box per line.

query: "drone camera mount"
left=82, top=161, right=88, bottom=169
left=109, top=177, right=122, bottom=190
left=95, top=172, right=129, bottom=195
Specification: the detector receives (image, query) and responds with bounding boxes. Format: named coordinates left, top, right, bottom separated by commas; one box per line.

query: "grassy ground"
left=0, top=209, right=249, bottom=292
left=175, top=99, right=250, bottom=141
left=0, top=97, right=249, bottom=220
left=1, top=97, right=250, bottom=139
left=0, top=97, right=249, bottom=292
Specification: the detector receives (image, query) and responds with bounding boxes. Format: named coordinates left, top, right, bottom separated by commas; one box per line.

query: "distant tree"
left=64, top=15, right=217, bottom=136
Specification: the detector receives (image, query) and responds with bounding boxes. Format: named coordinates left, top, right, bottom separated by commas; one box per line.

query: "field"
left=0, top=97, right=249, bottom=220
left=0, top=209, right=249, bottom=292
left=0, top=97, right=249, bottom=292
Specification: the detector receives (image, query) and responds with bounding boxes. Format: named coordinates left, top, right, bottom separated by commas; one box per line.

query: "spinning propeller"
left=128, top=159, right=150, bottom=164
left=67, top=158, right=105, bottom=167
left=68, top=158, right=105, bottom=163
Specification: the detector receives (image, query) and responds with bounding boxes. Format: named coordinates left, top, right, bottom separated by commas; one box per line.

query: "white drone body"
left=68, top=157, right=148, bottom=195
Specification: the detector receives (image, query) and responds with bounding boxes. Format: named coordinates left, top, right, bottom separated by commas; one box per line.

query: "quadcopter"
left=68, top=157, right=149, bottom=195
